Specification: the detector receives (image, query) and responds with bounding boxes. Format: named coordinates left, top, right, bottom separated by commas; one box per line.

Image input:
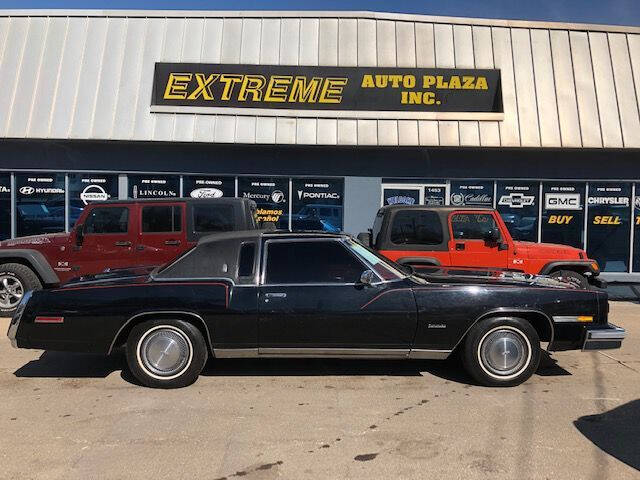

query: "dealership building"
left=1, top=9, right=640, bottom=279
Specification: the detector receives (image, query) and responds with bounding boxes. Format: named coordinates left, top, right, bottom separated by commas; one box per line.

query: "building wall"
left=1, top=10, right=640, bottom=148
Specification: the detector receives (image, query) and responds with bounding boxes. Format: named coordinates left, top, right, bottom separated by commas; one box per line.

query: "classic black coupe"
left=8, top=231, right=625, bottom=388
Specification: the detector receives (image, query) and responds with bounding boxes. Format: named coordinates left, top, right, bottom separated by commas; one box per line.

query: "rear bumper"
left=582, top=324, right=626, bottom=351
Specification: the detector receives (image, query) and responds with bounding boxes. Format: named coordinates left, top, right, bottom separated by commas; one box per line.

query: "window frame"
left=139, top=203, right=183, bottom=235
left=260, top=237, right=378, bottom=286
left=83, top=206, right=130, bottom=236
left=389, top=209, right=444, bottom=247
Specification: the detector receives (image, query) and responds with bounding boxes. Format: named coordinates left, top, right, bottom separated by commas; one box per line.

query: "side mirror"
left=483, top=229, right=500, bottom=243
left=356, top=232, right=372, bottom=247
left=75, top=224, right=84, bottom=246
left=359, top=270, right=376, bottom=286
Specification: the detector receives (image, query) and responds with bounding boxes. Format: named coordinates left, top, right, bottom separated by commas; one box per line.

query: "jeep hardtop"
left=0, top=197, right=257, bottom=313
left=358, top=205, right=602, bottom=288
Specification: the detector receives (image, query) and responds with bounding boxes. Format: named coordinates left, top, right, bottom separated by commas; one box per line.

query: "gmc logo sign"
left=545, top=193, right=581, bottom=210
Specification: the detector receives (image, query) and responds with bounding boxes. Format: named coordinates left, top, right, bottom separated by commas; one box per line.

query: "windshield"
left=346, top=238, right=409, bottom=280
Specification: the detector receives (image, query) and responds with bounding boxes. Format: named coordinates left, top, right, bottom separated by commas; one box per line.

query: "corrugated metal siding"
left=1, top=11, right=639, bottom=148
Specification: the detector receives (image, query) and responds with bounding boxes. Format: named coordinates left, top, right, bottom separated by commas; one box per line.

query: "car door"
left=448, top=211, right=509, bottom=268
left=258, top=238, right=417, bottom=354
left=71, top=205, right=137, bottom=276
left=136, top=203, right=187, bottom=265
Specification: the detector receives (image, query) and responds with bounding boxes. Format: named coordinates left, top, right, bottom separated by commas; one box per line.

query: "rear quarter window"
left=193, top=204, right=235, bottom=232
left=390, top=210, right=443, bottom=245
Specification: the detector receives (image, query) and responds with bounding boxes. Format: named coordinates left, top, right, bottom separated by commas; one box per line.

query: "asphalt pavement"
left=0, top=303, right=638, bottom=480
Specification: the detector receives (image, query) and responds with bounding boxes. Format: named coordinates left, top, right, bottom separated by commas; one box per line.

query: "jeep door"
left=258, top=238, right=417, bottom=354
left=71, top=205, right=137, bottom=276
left=447, top=211, right=509, bottom=268
left=136, top=203, right=187, bottom=265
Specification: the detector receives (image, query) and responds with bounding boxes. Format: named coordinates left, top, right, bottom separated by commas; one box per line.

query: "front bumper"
left=582, top=324, right=626, bottom=351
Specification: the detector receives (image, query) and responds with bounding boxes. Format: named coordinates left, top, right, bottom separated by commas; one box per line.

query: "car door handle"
left=455, top=243, right=465, bottom=251
left=164, top=239, right=181, bottom=246
left=115, top=241, right=132, bottom=247
left=264, top=292, right=287, bottom=299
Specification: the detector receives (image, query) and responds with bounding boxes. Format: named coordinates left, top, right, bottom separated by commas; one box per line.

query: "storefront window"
left=128, top=175, right=179, bottom=199
left=16, top=173, right=65, bottom=237
left=496, top=181, right=539, bottom=242
left=450, top=180, right=494, bottom=207
left=587, top=183, right=631, bottom=272
left=183, top=176, right=235, bottom=198
left=0, top=175, right=10, bottom=240
left=68, top=173, right=118, bottom=228
left=424, top=186, right=447, bottom=206
left=541, top=182, right=585, bottom=249
left=632, top=184, right=640, bottom=273
left=291, top=178, right=344, bottom=232
left=238, top=177, right=289, bottom=229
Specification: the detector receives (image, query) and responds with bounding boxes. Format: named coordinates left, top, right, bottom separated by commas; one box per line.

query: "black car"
left=8, top=231, right=625, bottom=389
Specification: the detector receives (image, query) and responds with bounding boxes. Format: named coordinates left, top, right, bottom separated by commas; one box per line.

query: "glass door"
left=381, top=183, right=449, bottom=207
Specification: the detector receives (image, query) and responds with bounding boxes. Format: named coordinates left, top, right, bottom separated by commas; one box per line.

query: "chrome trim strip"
left=258, top=348, right=410, bottom=358
left=408, top=349, right=452, bottom=360
left=214, top=348, right=259, bottom=358
left=553, top=315, right=593, bottom=323
left=586, top=326, right=626, bottom=341
left=107, top=311, right=213, bottom=355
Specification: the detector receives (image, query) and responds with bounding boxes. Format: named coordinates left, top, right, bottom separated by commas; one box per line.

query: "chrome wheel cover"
left=137, top=326, right=192, bottom=379
left=479, top=327, right=531, bottom=379
left=0, top=275, right=24, bottom=310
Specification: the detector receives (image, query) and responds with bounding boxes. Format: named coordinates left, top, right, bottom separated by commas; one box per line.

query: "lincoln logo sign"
left=152, top=63, right=503, bottom=119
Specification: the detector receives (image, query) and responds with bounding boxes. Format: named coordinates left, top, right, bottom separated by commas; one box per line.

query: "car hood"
left=514, top=241, right=584, bottom=260
left=413, top=266, right=577, bottom=289
left=62, top=266, right=157, bottom=288
left=0, top=232, right=69, bottom=247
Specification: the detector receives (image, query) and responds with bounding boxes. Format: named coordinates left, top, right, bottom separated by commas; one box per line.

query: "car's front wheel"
left=461, top=317, right=541, bottom=387
left=126, top=319, right=208, bottom=389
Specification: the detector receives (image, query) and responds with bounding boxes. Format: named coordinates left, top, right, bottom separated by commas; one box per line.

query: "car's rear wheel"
left=462, top=317, right=541, bottom=387
left=126, top=319, right=208, bottom=389
left=0, top=263, right=42, bottom=315
left=550, top=270, right=588, bottom=289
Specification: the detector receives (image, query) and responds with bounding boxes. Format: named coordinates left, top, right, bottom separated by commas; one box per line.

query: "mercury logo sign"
left=190, top=187, right=224, bottom=199
left=545, top=193, right=581, bottom=210
left=80, top=185, right=109, bottom=205
left=498, top=193, right=535, bottom=208
left=271, top=190, right=286, bottom=203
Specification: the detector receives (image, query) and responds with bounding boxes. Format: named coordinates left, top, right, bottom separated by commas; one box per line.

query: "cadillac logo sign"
left=152, top=63, right=503, bottom=120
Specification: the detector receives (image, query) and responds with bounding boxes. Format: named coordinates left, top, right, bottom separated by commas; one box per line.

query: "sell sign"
left=152, top=63, right=503, bottom=119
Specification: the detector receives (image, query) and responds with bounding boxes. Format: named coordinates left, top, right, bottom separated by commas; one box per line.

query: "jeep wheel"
left=462, top=317, right=541, bottom=387
left=0, top=263, right=42, bottom=315
left=550, top=270, right=588, bottom=289
left=126, top=319, right=208, bottom=389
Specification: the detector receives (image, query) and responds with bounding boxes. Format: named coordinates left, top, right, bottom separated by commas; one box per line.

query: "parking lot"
left=0, top=303, right=637, bottom=480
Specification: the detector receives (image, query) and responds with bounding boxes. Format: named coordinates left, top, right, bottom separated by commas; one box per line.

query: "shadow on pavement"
left=14, top=350, right=125, bottom=378
left=14, top=349, right=572, bottom=386
left=574, top=399, right=640, bottom=472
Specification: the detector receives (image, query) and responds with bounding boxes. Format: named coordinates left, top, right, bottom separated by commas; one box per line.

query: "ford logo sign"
left=190, top=188, right=224, bottom=199
left=19, top=186, right=35, bottom=195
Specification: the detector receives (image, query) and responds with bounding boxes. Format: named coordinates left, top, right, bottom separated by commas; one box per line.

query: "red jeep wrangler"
left=0, top=197, right=257, bottom=313
left=359, top=205, right=602, bottom=288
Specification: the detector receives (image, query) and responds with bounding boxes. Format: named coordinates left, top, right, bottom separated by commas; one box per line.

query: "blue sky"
left=0, top=0, right=638, bottom=27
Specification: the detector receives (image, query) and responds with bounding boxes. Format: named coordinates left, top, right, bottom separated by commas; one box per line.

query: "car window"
left=390, top=210, right=443, bottom=245
left=84, top=207, right=129, bottom=234
left=371, top=210, right=384, bottom=248
left=265, top=240, right=365, bottom=284
left=141, top=205, right=182, bottom=233
left=193, top=204, right=235, bottom=232
left=238, top=243, right=256, bottom=277
left=451, top=213, right=498, bottom=240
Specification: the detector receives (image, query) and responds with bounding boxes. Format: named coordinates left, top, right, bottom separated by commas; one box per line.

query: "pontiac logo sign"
left=152, top=63, right=503, bottom=120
